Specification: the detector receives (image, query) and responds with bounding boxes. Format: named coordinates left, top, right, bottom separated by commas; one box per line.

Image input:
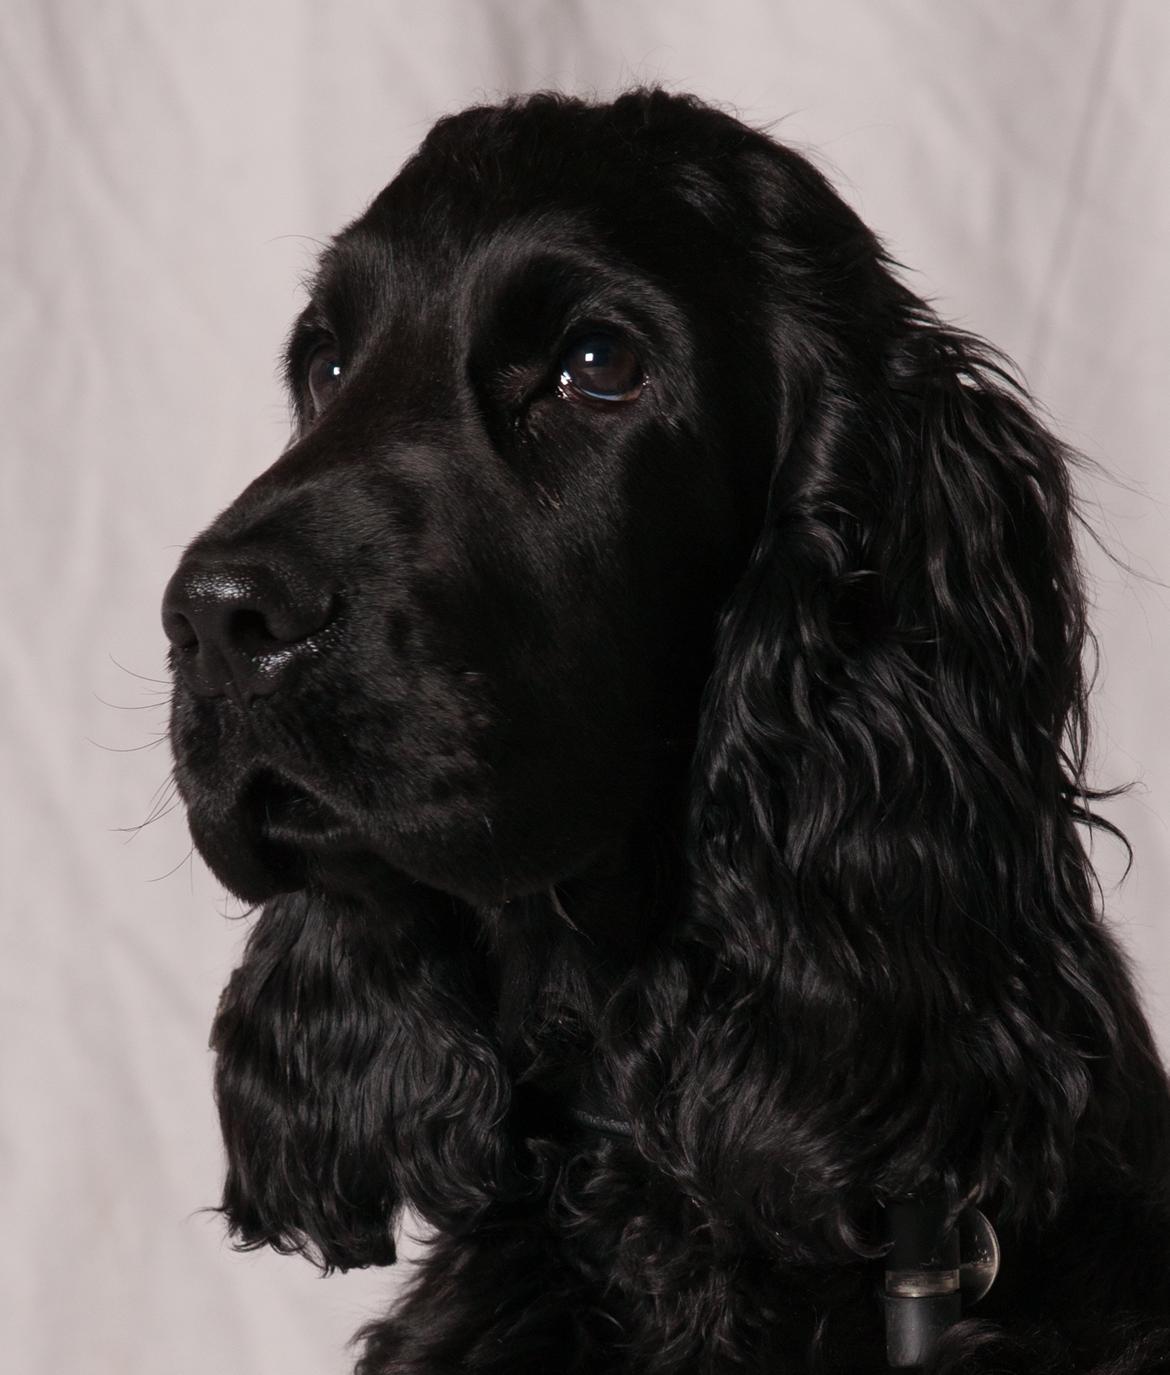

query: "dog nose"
left=162, top=556, right=336, bottom=700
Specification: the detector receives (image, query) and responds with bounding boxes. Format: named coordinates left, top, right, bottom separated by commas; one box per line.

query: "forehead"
left=371, top=97, right=730, bottom=234
left=314, top=97, right=750, bottom=310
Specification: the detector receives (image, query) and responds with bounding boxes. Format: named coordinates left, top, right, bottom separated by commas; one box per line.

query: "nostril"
left=220, top=595, right=336, bottom=656
left=231, top=606, right=291, bottom=657
left=250, top=591, right=336, bottom=646
left=162, top=608, right=199, bottom=651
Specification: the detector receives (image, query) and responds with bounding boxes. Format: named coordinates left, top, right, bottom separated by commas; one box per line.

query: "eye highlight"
left=558, top=332, right=644, bottom=403
left=306, top=340, right=343, bottom=414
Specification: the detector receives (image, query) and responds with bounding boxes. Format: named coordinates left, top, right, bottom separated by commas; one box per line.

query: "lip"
left=181, top=767, right=367, bottom=903
left=240, top=768, right=352, bottom=848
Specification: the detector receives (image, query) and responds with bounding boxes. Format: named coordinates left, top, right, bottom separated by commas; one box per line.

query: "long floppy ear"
left=211, top=887, right=511, bottom=1271
left=651, top=247, right=1170, bottom=1253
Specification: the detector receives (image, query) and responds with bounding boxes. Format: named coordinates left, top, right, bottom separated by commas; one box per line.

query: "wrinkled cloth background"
left=3, top=3, right=1168, bottom=1371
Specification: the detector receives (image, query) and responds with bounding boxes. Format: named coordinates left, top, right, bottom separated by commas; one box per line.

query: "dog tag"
left=959, top=1207, right=1000, bottom=1305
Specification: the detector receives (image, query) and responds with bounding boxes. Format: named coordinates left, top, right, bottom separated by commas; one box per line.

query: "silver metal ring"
left=885, top=1268, right=961, bottom=1298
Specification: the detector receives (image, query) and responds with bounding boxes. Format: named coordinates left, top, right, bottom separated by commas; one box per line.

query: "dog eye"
left=306, top=342, right=343, bottom=414
left=558, top=333, right=644, bottom=403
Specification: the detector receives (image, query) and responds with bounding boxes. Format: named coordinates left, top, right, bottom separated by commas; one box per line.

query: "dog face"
left=162, top=95, right=799, bottom=908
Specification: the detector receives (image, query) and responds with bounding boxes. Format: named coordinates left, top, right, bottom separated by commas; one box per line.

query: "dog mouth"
left=184, top=767, right=370, bottom=902
left=183, top=755, right=498, bottom=906
left=240, top=768, right=350, bottom=849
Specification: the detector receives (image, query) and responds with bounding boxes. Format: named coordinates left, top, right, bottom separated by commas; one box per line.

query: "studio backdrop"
left=2, top=3, right=1168, bottom=1372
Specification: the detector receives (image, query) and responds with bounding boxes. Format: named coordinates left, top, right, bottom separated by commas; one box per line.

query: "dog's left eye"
left=306, top=342, right=344, bottom=414
left=558, top=333, right=644, bottom=403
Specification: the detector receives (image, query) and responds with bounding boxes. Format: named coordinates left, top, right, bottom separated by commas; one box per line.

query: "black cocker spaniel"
left=163, top=91, right=1170, bottom=1372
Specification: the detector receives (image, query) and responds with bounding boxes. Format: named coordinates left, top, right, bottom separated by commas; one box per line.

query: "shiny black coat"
left=163, top=91, right=1170, bottom=1372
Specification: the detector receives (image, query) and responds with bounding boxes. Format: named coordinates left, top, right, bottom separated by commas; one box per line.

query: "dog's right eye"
left=558, top=332, right=644, bottom=404
left=306, top=342, right=343, bottom=414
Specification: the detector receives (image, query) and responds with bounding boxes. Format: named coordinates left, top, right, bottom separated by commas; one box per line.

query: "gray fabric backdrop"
left=3, top=3, right=1168, bottom=1370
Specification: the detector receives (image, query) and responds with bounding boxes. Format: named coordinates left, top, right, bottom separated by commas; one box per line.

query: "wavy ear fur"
left=630, top=143, right=1170, bottom=1255
left=211, top=888, right=510, bottom=1271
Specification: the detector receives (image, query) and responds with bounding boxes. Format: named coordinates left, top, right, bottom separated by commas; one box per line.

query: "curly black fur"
left=163, top=91, right=1170, bottom=1371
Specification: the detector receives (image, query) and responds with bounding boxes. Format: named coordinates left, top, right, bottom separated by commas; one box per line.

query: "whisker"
left=108, top=653, right=170, bottom=687
left=116, top=776, right=182, bottom=842
left=147, top=844, right=196, bottom=884
left=87, top=733, right=170, bottom=754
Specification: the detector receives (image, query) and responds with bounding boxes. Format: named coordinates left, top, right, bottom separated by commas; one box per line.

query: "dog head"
left=164, top=92, right=1160, bottom=1273
left=162, top=92, right=819, bottom=909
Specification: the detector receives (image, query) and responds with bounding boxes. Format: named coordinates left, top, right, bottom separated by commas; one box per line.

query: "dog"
left=162, top=90, right=1170, bottom=1372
